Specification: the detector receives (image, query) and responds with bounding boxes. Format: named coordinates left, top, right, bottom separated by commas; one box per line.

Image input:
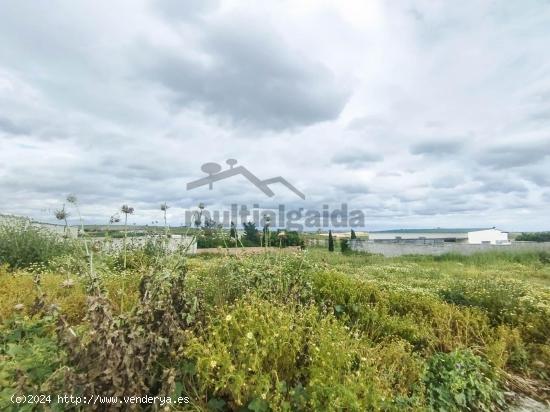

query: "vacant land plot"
left=1, top=226, right=549, bottom=410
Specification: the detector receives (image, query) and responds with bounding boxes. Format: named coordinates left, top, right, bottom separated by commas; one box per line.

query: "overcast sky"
left=1, top=0, right=549, bottom=230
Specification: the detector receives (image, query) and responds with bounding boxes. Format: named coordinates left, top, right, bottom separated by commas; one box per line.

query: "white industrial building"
left=369, top=228, right=510, bottom=245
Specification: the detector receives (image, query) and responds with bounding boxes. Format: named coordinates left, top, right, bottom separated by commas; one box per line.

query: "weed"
left=0, top=223, right=77, bottom=269
left=424, top=349, right=505, bottom=411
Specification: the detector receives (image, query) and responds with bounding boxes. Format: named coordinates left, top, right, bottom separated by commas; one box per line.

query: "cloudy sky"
left=1, top=0, right=549, bottom=230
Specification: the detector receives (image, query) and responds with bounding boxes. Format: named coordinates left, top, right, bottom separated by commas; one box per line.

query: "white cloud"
left=0, top=0, right=549, bottom=230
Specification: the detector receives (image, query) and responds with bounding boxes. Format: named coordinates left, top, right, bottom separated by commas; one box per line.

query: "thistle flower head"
left=110, top=213, right=121, bottom=224
left=198, top=202, right=205, bottom=210
left=62, top=279, right=75, bottom=288
left=121, top=204, right=134, bottom=215
left=55, top=208, right=69, bottom=221
left=66, top=194, right=78, bottom=204
left=160, top=202, right=169, bottom=211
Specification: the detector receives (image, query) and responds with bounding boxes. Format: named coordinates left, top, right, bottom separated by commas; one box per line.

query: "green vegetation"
left=340, top=238, right=349, bottom=253
left=242, top=221, right=260, bottom=246
left=424, top=350, right=504, bottom=411
left=0, top=222, right=78, bottom=269
left=516, top=232, right=550, bottom=242
left=1, top=224, right=550, bottom=410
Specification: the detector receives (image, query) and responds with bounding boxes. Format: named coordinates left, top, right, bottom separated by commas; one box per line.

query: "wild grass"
left=1, top=230, right=549, bottom=410
left=0, top=222, right=78, bottom=270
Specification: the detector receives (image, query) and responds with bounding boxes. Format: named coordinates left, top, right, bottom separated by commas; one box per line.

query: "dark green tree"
left=284, top=231, right=304, bottom=248
left=340, top=238, right=349, bottom=253
left=243, top=221, right=260, bottom=246
left=516, top=232, right=550, bottom=242
left=328, top=230, right=334, bottom=252
left=229, top=221, right=237, bottom=239
left=351, top=229, right=357, bottom=239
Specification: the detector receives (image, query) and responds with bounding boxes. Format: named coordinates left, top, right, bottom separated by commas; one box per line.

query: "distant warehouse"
left=369, top=228, right=510, bottom=245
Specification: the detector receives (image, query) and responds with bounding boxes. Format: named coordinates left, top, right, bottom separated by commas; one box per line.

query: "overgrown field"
left=1, top=225, right=550, bottom=411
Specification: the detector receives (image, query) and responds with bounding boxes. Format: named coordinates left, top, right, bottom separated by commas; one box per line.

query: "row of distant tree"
left=196, top=220, right=304, bottom=249
left=515, top=232, right=550, bottom=242
left=327, top=229, right=358, bottom=253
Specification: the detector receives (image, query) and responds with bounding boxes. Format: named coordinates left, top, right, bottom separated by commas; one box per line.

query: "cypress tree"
left=351, top=229, right=357, bottom=239
left=328, top=230, right=334, bottom=252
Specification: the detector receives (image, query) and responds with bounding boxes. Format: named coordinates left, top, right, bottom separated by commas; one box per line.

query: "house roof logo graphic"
left=186, top=159, right=306, bottom=200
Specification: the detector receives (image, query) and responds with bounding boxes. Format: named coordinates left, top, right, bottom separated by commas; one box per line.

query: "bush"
left=186, top=296, right=426, bottom=411
left=58, top=268, right=199, bottom=399
left=305, top=317, right=425, bottom=410
left=311, top=270, right=493, bottom=353
left=1, top=244, right=549, bottom=408
left=103, top=237, right=170, bottom=272
left=340, top=238, right=349, bottom=253
left=538, top=251, right=550, bottom=264
left=0, top=223, right=77, bottom=269
left=438, top=278, right=550, bottom=345
left=186, top=254, right=314, bottom=311
left=185, top=296, right=316, bottom=410
left=424, top=349, right=504, bottom=411
left=196, top=234, right=229, bottom=249
left=516, top=232, right=550, bottom=242
left=0, top=273, right=87, bottom=324
left=0, top=316, right=66, bottom=410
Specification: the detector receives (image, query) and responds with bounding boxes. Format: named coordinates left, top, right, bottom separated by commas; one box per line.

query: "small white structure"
left=467, top=228, right=510, bottom=245
left=369, top=228, right=509, bottom=245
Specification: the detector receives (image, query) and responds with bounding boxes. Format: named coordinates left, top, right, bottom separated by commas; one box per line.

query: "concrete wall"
left=196, top=246, right=302, bottom=255
left=350, top=239, right=550, bottom=257
left=305, top=238, right=329, bottom=247
left=369, top=232, right=469, bottom=241
left=0, top=214, right=79, bottom=238
left=369, top=229, right=509, bottom=244
left=93, top=235, right=197, bottom=254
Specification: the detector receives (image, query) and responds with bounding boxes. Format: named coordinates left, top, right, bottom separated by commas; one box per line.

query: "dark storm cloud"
left=146, top=21, right=349, bottom=130
left=523, top=172, right=550, bottom=187
left=332, top=151, right=383, bottom=168
left=98, top=157, right=181, bottom=182
left=336, top=183, right=370, bottom=195
left=409, top=193, right=495, bottom=216
left=527, top=111, right=550, bottom=123
left=0, top=117, right=30, bottom=135
left=479, top=180, right=528, bottom=194
left=479, top=143, right=550, bottom=169
left=431, top=175, right=464, bottom=189
left=1, top=1, right=550, bottom=230
left=412, top=203, right=488, bottom=216
left=410, top=140, right=464, bottom=155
